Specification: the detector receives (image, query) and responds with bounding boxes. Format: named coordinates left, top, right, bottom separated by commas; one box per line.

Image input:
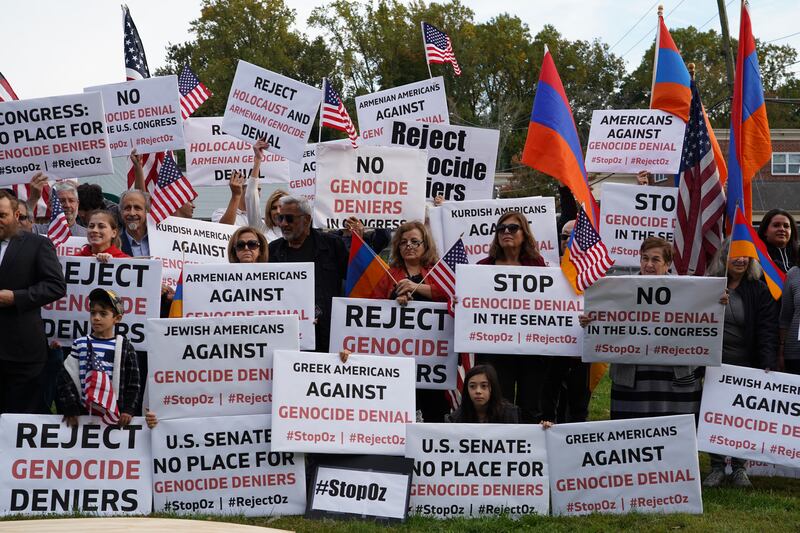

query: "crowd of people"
left=0, top=143, right=798, bottom=491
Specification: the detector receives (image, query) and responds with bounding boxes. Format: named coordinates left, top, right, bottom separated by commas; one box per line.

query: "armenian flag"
left=345, top=232, right=393, bottom=298
left=168, top=272, right=183, bottom=318
left=650, top=12, right=692, bottom=122
left=730, top=206, right=785, bottom=300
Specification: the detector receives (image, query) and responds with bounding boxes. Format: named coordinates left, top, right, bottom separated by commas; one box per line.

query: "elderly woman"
left=73, top=210, right=129, bottom=262
left=702, top=239, right=778, bottom=487
left=474, top=210, right=547, bottom=423
left=227, top=226, right=269, bottom=264
left=758, top=209, right=798, bottom=274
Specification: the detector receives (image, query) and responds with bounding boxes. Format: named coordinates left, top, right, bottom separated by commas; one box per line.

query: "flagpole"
left=408, top=232, right=464, bottom=298
left=650, top=5, right=663, bottom=107
left=421, top=21, right=433, bottom=79
left=318, top=78, right=325, bottom=143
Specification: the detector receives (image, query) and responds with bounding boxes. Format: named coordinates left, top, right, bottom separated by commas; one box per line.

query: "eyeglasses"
left=400, top=239, right=424, bottom=249
left=235, top=240, right=260, bottom=251
left=277, top=214, right=297, bottom=223
left=496, top=223, right=521, bottom=234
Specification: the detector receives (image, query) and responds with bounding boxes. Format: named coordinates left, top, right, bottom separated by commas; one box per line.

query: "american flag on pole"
left=83, top=341, right=119, bottom=425
left=0, top=71, right=19, bottom=102
left=321, top=78, right=358, bottom=148
left=148, top=154, right=197, bottom=224
left=673, top=80, right=725, bottom=275
left=47, top=192, right=71, bottom=247
left=427, top=237, right=468, bottom=312
left=178, top=64, right=212, bottom=119
left=561, top=207, right=613, bottom=294
left=422, top=22, right=462, bottom=76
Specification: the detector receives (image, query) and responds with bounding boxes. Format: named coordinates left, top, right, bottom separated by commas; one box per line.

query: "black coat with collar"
left=0, top=230, right=66, bottom=364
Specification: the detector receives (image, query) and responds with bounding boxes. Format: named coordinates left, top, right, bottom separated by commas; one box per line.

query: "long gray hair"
left=706, top=238, right=762, bottom=280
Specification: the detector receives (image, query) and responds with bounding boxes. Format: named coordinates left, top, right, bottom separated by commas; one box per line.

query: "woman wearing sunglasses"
left=227, top=226, right=269, bottom=264
left=475, top=210, right=548, bottom=424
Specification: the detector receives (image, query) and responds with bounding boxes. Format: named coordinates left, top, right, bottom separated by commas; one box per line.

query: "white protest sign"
left=183, top=116, right=290, bottom=186
left=151, top=414, right=305, bottom=516
left=181, top=262, right=315, bottom=350
left=271, top=350, right=415, bottom=455
left=286, top=139, right=350, bottom=205
left=147, top=315, right=298, bottom=419
left=221, top=60, right=321, bottom=162
left=362, top=119, right=498, bottom=201
left=698, top=364, right=800, bottom=468
left=0, top=414, right=151, bottom=516
left=41, top=257, right=162, bottom=350
left=599, top=183, right=677, bottom=267
left=429, top=197, right=559, bottom=266
left=454, top=265, right=584, bottom=355
left=85, top=76, right=183, bottom=157
left=310, top=466, right=409, bottom=520
left=356, top=77, right=449, bottom=141
left=148, top=216, right=237, bottom=288
left=736, top=460, right=800, bottom=479
left=328, top=298, right=457, bottom=390
left=313, top=144, right=427, bottom=230
left=0, top=92, right=113, bottom=185
left=547, top=414, right=702, bottom=516
left=54, top=235, right=87, bottom=257
left=406, top=424, right=549, bottom=519
left=582, top=275, right=725, bottom=366
left=584, top=109, right=686, bottom=174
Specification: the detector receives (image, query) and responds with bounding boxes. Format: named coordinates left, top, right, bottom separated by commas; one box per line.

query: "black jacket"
left=269, top=229, right=348, bottom=351
left=0, top=231, right=67, bottom=365
left=732, top=277, right=779, bottom=369
left=446, top=402, right=520, bottom=423
left=765, top=242, right=797, bottom=274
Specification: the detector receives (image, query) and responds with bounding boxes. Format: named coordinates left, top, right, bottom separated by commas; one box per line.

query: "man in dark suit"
left=0, top=190, right=66, bottom=414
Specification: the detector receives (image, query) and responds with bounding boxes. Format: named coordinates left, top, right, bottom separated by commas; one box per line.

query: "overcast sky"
left=2, top=0, right=797, bottom=99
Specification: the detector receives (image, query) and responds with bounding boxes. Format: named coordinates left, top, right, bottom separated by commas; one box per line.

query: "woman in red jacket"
left=74, top=210, right=129, bottom=262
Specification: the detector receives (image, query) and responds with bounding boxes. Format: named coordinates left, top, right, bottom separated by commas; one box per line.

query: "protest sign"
left=362, top=119, right=498, bottom=201
left=599, top=183, right=678, bottom=267
left=183, top=116, right=290, bottom=186
left=271, top=350, right=415, bottom=455
left=221, top=60, right=322, bottom=162
left=313, top=144, right=427, bottom=230
left=328, top=298, right=457, bottom=389
left=54, top=235, right=87, bottom=257
left=147, top=315, right=298, bottom=419
left=85, top=76, right=183, bottom=157
left=547, top=414, right=702, bottom=516
left=41, top=257, right=161, bottom=349
left=429, top=197, right=559, bottom=266
left=697, top=364, right=800, bottom=469
left=181, top=262, right=315, bottom=350
left=355, top=77, right=449, bottom=141
left=148, top=216, right=237, bottom=288
left=286, top=140, right=350, bottom=205
left=582, top=275, right=725, bottom=366
left=454, top=266, right=583, bottom=355
left=735, top=460, right=800, bottom=479
left=151, top=414, right=305, bottom=516
left=406, top=424, right=549, bottom=519
left=0, top=92, right=112, bottom=184
left=0, top=414, right=151, bottom=516
left=584, top=109, right=686, bottom=174
left=309, top=465, right=410, bottom=521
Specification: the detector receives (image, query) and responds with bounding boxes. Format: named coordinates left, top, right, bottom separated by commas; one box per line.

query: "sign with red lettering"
left=271, top=350, right=415, bottom=455
left=328, top=298, right=457, bottom=389
left=286, top=139, right=350, bottom=206
left=151, top=414, right=305, bottom=516
left=313, top=144, right=427, bottom=230
left=582, top=275, right=725, bottom=366
left=599, top=183, right=677, bottom=267
left=55, top=235, right=87, bottom=257
left=405, top=424, right=549, bottom=518
left=0, top=92, right=113, bottom=185
left=0, top=414, right=151, bottom=516
left=146, top=315, right=299, bottom=419
left=429, top=197, right=559, bottom=266
left=698, top=364, right=800, bottom=469
left=547, top=414, right=702, bottom=516
left=584, top=109, right=686, bottom=174
left=183, top=116, right=290, bottom=186
left=221, top=60, right=322, bottom=163
left=454, top=265, right=584, bottom=356
left=41, top=257, right=162, bottom=350
left=85, top=76, right=183, bottom=157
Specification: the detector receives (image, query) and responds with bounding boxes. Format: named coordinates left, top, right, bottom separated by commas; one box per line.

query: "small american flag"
left=178, top=64, right=212, bottom=119
left=123, top=5, right=149, bottom=81
left=321, top=79, right=358, bottom=148
left=84, top=341, right=119, bottom=425
left=148, top=154, right=197, bottom=224
left=47, top=192, right=71, bottom=247
left=427, top=237, right=468, bottom=315
left=422, top=22, right=461, bottom=76
left=0, top=71, right=19, bottom=102
left=562, top=208, right=613, bottom=293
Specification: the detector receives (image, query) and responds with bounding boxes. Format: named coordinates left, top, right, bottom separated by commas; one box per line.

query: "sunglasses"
left=496, top=223, right=521, bottom=234
left=277, top=213, right=302, bottom=223
left=18, top=214, right=30, bottom=221
left=560, top=233, right=571, bottom=241
left=235, top=240, right=260, bottom=251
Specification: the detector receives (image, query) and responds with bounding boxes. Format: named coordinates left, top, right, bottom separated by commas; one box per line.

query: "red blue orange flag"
left=522, top=46, right=600, bottom=229
left=730, top=206, right=785, bottom=300
left=726, top=1, right=771, bottom=226
left=345, top=231, right=393, bottom=298
left=168, top=271, right=183, bottom=318
left=650, top=13, right=692, bottom=122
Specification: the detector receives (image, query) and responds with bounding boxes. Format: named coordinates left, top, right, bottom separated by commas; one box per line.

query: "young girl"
left=74, top=210, right=129, bottom=261
left=447, top=365, right=521, bottom=423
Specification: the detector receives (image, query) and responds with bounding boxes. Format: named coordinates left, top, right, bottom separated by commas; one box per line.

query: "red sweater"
left=74, top=244, right=130, bottom=258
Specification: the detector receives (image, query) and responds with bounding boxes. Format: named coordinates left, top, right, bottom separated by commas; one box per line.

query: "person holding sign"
left=227, top=226, right=269, bottom=263
left=73, top=211, right=129, bottom=262
left=758, top=209, right=798, bottom=274
left=703, top=239, right=778, bottom=487
left=446, top=364, right=520, bottom=423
